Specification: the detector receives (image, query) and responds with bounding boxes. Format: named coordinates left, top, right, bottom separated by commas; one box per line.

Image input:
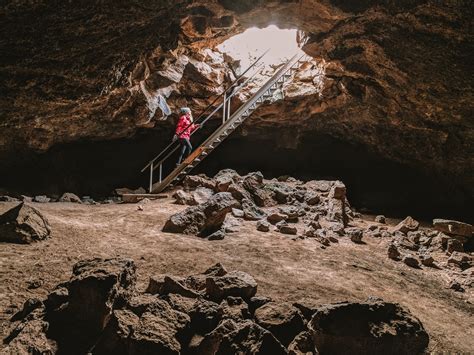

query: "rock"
left=183, top=175, right=215, bottom=191
left=92, top=309, right=140, bottom=354
left=208, top=229, right=226, bottom=241
left=329, top=181, right=346, bottom=200
left=161, top=276, right=201, bottom=298
left=67, top=258, right=136, bottom=334
left=388, top=244, right=401, bottom=260
left=11, top=298, right=43, bottom=322
left=214, top=169, right=240, bottom=192
left=59, top=192, right=82, bottom=203
left=205, top=271, right=257, bottom=302
left=447, top=252, right=472, bottom=270
left=276, top=221, right=298, bottom=235
left=407, top=231, right=423, bottom=244
left=288, top=331, right=318, bottom=355
left=44, top=287, right=68, bottom=311
left=448, top=280, right=464, bottom=292
left=419, top=254, right=435, bottom=267
left=219, top=296, right=250, bottom=321
left=115, top=187, right=146, bottom=196
left=192, top=187, right=215, bottom=204
left=128, top=307, right=190, bottom=354
left=4, top=310, right=57, bottom=354
left=248, top=296, right=272, bottom=315
left=197, top=319, right=287, bottom=355
left=162, top=192, right=240, bottom=236
left=308, top=300, right=429, bottom=354
left=430, top=232, right=450, bottom=251
left=279, top=206, right=302, bottom=223
left=146, top=274, right=166, bottom=295
left=0, top=202, right=51, bottom=244
left=327, top=222, right=345, bottom=236
left=241, top=198, right=266, bottom=221
left=305, top=191, right=320, bottom=206
left=293, top=298, right=321, bottom=321
left=0, top=195, right=19, bottom=202
left=173, top=189, right=197, bottom=205
left=222, top=214, right=241, bottom=233
left=231, top=208, right=244, bottom=218
left=393, top=216, right=419, bottom=234
left=433, top=219, right=472, bottom=237
left=375, top=215, right=386, bottom=224
left=33, top=195, right=51, bottom=203
left=447, top=238, right=464, bottom=253
left=256, top=220, right=270, bottom=232
left=345, top=227, right=363, bottom=243
left=402, top=255, right=420, bottom=268
left=255, top=302, right=306, bottom=346
left=267, top=212, right=287, bottom=225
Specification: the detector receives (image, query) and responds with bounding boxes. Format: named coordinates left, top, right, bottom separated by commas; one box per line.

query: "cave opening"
left=216, top=25, right=303, bottom=75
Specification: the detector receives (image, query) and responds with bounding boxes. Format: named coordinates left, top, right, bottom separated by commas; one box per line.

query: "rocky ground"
left=0, top=171, right=473, bottom=353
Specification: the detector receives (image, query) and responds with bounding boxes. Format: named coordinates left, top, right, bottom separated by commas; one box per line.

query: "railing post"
left=227, top=96, right=231, bottom=120
left=223, top=92, right=227, bottom=124
left=159, top=163, right=163, bottom=183
left=149, top=163, right=154, bottom=193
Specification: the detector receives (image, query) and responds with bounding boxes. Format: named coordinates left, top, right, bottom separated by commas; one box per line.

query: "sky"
left=217, top=25, right=302, bottom=72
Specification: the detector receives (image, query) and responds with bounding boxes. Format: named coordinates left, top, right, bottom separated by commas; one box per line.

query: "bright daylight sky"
left=217, top=25, right=302, bottom=72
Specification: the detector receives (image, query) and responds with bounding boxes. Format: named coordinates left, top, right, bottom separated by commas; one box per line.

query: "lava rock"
left=393, top=216, right=419, bottom=234
left=33, top=195, right=51, bottom=203
left=0, top=202, right=51, bottom=244
left=345, top=227, right=363, bottom=243
left=388, top=244, right=401, bottom=260
left=254, top=302, right=306, bottom=346
left=433, top=219, right=472, bottom=237
left=59, top=192, right=82, bottom=203
left=207, top=229, right=226, bottom=241
left=447, top=238, right=464, bottom=253
left=267, top=212, right=287, bottom=225
left=402, top=255, right=420, bottom=268
left=197, top=319, right=287, bottom=355
left=419, top=254, right=435, bottom=267
left=308, top=300, right=429, bottom=354
left=288, top=331, right=318, bottom=355
left=447, top=252, right=472, bottom=270
left=375, top=215, right=386, bottom=224
left=205, top=271, right=257, bottom=302
left=173, top=189, right=197, bottom=205
left=276, top=221, right=298, bottom=235
left=183, top=175, right=215, bottom=191
left=256, top=220, right=271, bottom=232
left=162, top=192, right=240, bottom=236
left=241, top=198, right=266, bottom=221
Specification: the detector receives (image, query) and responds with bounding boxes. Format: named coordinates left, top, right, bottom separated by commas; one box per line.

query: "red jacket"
left=175, top=115, right=196, bottom=140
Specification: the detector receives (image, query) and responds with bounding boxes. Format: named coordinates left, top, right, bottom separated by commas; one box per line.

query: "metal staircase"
left=141, top=51, right=311, bottom=194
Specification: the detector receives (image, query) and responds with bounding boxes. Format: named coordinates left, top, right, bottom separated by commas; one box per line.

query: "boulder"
left=192, top=187, right=215, bottom=204
left=276, top=221, right=298, bottom=235
left=59, top=192, right=82, bottom=203
left=393, top=216, right=419, bottom=234
left=256, top=220, right=271, bottom=232
left=183, top=175, right=215, bottom=191
left=254, top=302, right=306, bottom=346
left=447, top=252, right=472, bottom=270
left=329, top=181, right=346, bottom=200
left=128, top=307, right=190, bottom=354
left=205, top=271, right=257, bottom=302
left=173, top=190, right=197, bottom=205
left=0, top=202, right=51, bottom=244
left=308, top=300, right=429, bottom=354
left=447, top=238, right=464, bottom=253
left=267, top=212, right=287, bottom=225
left=248, top=296, right=272, bottom=315
left=419, top=254, right=435, bottom=267
left=222, top=214, right=241, bottom=233
left=33, top=195, right=51, bottom=203
left=375, top=215, right=386, bottom=224
left=196, top=319, right=287, bottom=355
left=402, top=255, right=420, bottom=268
left=388, top=244, right=401, bottom=260
left=219, top=296, right=250, bottom=321
left=66, top=258, right=136, bottom=334
left=433, top=219, right=472, bottom=237
left=162, top=192, right=240, bottom=236
left=288, top=331, right=318, bottom=355
left=305, top=191, right=320, bottom=206
left=207, top=229, right=226, bottom=241
left=241, top=198, right=266, bottom=221
left=345, top=227, right=363, bottom=243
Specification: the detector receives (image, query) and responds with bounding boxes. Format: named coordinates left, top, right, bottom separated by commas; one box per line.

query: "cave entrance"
left=216, top=25, right=303, bottom=78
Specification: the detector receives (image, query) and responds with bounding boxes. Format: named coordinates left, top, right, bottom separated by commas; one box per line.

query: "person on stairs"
left=173, top=107, right=199, bottom=166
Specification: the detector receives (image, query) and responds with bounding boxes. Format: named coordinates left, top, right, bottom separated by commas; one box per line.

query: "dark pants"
left=177, top=138, right=192, bottom=165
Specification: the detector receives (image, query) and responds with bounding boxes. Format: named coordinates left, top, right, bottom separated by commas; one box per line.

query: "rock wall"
left=0, top=0, right=472, bottom=219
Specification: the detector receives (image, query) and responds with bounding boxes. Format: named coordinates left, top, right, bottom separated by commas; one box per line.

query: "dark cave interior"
left=1, top=125, right=471, bottom=223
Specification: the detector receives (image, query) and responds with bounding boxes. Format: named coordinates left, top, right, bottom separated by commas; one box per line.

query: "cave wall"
left=0, top=0, right=473, bottom=220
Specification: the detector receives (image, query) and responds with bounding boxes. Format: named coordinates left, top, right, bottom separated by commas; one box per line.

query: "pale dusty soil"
left=1, top=199, right=473, bottom=353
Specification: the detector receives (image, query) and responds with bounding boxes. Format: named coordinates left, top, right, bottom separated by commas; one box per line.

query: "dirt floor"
left=1, top=198, right=473, bottom=353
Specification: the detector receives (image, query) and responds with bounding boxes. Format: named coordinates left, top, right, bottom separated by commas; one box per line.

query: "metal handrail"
left=146, top=63, right=265, bottom=173
left=141, top=49, right=270, bottom=173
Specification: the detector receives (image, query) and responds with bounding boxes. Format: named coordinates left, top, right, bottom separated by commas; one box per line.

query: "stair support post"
left=149, top=162, right=154, bottom=193
left=223, top=92, right=227, bottom=124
